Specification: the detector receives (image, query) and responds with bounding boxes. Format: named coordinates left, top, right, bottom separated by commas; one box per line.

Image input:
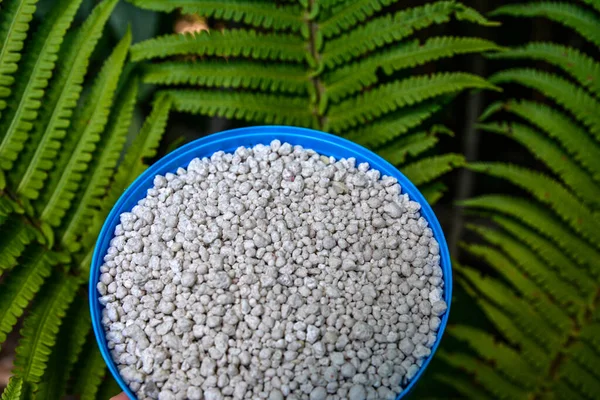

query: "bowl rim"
left=89, top=125, right=452, bottom=400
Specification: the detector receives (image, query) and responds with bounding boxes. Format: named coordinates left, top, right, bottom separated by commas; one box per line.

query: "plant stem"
left=306, top=0, right=326, bottom=130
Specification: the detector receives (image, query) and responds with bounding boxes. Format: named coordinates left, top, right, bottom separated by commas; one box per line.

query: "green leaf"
left=490, top=214, right=596, bottom=293
left=437, top=351, right=530, bottom=400
left=59, top=79, right=138, bottom=251
left=376, top=131, right=439, bottom=166
left=434, top=374, right=495, bottom=400
left=12, top=0, right=119, bottom=199
left=468, top=163, right=600, bottom=247
left=449, top=325, right=540, bottom=387
left=483, top=100, right=600, bottom=181
left=321, top=1, right=496, bottom=68
left=490, top=69, right=600, bottom=140
left=128, top=0, right=304, bottom=33
left=567, top=342, right=600, bottom=382
left=579, top=322, right=600, bottom=353
left=420, top=182, right=447, bottom=205
left=488, top=42, right=600, bottom=97
left=35, top=298, right=91, bottom=400
left=0, top=245, right=52, bottom=346
left=0, top=216, right=35, bottom=273
left=319, top=0, right=399, bottom=38
left=0, top=0, right=39, bottom=118
left=1, top=377, right=23, bottom=400
left=325, top=37, right=501, bottom=103
left=166, top=89, right=316, bottom=128
left=460, top=195, right=600, bottom=270
left=342, top=102, right=441, bottom=148
left=0, top=0, right=82, bottom=171
left=327, top=72, right=495, bottom=132
left=143, top=60, right=310, bottom=95
left=130, top=29, right=308, bottom=63
left=95, top=376, right=122, bottom=400
left=35, top=27, right=131, bottom=227
left=401, top=153, right=465, bottom=186
left=71, top=340, right=107, bottom=400
left=559, top=358, right=600, bottom=399
left=479, top=122, right=600, bottom=208
left=12, top=273, right=80, bottom=387
left=491, top=2, right=600, bottom=47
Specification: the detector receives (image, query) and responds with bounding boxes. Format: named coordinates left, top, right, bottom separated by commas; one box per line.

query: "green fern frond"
left=128, top=0, right=304, bottom=33
left=449, top=325, right=540, bottom=387
left=11, top=0, right=119, bottom=200
left=579, top=323, right=600, bottom=353
left=491, top=2, right=600, bottom=47
left=35, top=27, right=130, bottom=228
left=437, top=351, right=530, bottom=399
left=490, top=69, right=600, bottom=139
left=401, top=153, right=465, bottom=186
left=0, top=0, right=82, bottom=171
left=342, top=102, right=441, bottom=148
left=143, top=60, right=310, bottom=95
left=324, top=37, right=501, bottom=103
left=12, top=273, right=80, bottom=387
left=488, top=43, right=600, bottom=97
left=478, top=122, right=600, bottom=207
left=483, top=100, right=600, bottom=181
left=457, top=265, right=562, bottom=353
left=71, top=341, right=107, bottom=400
left=490, top=214, right=597, bottom=292
left=460, top=195, right=600, bottom=270
left=419, top=182, right=447, bottom=204
left=35, top=298, right=90, bottom=400
left=319, top=0, right=398, bottom=38
left=131, top=29, right=307, bottom=63
left=0, top=0, right=39, bottom=118
left=559, top=358, right=600, bottom=399
left=434, top=374, right=495, bottom=400
left=464, top=224, right=582, bottom=310
left=460, top=242, right=574, bottom=330
left=321, top=1, right=495, bottom=68
left=167, top=89, right=316, bottom=128
left=0, top=216, right=35, bottom=273
left=0, top=245, right=52, bottom=345
left=59, top=79, right=138, bottom=251
left=468, top=163, right=600, bottom=246
left=1, top=377, right=23, bottom=400
left=327, top=73, right=495, bottom=132
left=567, top=342, right=600, bottom=382
left=376, top=132, right=439, bottom=166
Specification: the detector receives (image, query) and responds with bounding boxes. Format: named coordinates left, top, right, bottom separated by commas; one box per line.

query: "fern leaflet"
left=319, top=0, right=399, bottom=38
left=0, top=216, right=35, bottom=273
left=419, top=182, right=447, bottom=205
left=460, top=195, right=600, bottom=269
left=321, top=1, right=495, bottom=68
left=35, top=27, right=130, bottom=227
left=143, top=60, right=311, bottom=95
left=12, top=0, right=119, bottom=199
left=0, top=0, right=39, bottom=118
left=0, top=0, right=82, bottom=170
left=1, top=377, right=23, bottom=400
left=325, top=37, right=501, bottom=103
left=12, top=273, right=80, bottom=387
left=469, top=163, right=600, bottom=246
left=131, top=29, right=308, bottom=63
left=491, top=2, right=600, bottom=47
left=71, top=341, right=107, bottom=400
left=128, top=0, right=304, bottom=33
left=488, top=42, right=600, bottom=97
left=343, top=102, right=441, bottom=148
left=434, top=374, right=495, bottom=400
left=0, top=245, right=52, bottom=345
left=560, top=358, right=600, bottom=398
left=166, top=89, right=316, bottom=128
left=376, top=132, right=439, bottom=165
left=482, top=100, right=600, bottom=181
left=328, top=73, right=494, bottom=132
left=59, top=79, right=138, bottom=251
left=479, top=122, right=600, bottom=207
left=400, top=153, right=465, bottom=186
left=490, top=69, right=600, bottom=140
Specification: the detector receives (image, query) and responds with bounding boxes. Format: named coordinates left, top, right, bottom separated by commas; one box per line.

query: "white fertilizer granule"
left=98, top=141, right=447, bottom=400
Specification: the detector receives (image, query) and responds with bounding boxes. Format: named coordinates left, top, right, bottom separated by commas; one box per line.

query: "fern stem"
left=306, top=0, right=326, bottom=129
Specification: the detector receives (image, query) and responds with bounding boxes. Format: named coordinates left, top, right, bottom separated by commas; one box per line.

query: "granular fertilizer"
left=97, top=141, right=447, bottom=400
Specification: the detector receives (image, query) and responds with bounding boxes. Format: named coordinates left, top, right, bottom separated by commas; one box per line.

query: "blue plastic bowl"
left=90, top=126, right=452, bottom=400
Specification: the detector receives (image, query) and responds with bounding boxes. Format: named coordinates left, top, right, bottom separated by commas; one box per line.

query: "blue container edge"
left=90, top=125, right=452, bottom=400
